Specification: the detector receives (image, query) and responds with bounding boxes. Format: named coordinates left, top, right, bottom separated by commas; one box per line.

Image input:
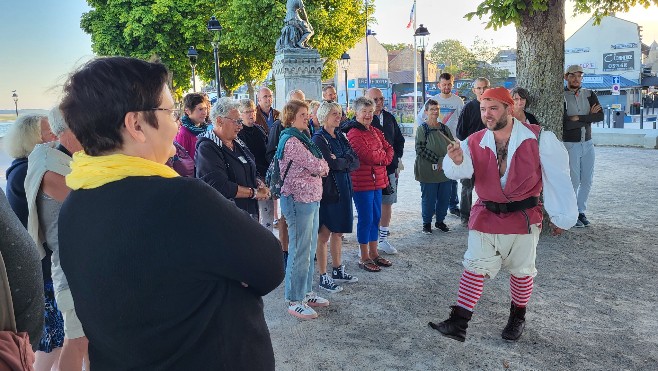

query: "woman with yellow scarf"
left=57, top=57, right=283, bottom=370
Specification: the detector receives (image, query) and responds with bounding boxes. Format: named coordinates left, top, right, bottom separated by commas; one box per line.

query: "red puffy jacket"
left=346, top=122, right=394, bottom=192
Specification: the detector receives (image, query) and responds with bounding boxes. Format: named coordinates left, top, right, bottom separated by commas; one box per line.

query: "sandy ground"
left=263, top=139, right=658, bottom=370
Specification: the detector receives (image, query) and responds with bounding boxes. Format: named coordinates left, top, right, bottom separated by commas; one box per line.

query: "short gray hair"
left=237, top=98, right=255, bottom=112
left=210, top=97, right=240, bottom=123
left=48, top=106, right=69, bottom=136
left=287, top=89, right=305, bottom=101
left=3, top=114, right=47, bottom=158
left=353, top=96, right=375, bottom=112
left=316, top=101, right=341, bottom=126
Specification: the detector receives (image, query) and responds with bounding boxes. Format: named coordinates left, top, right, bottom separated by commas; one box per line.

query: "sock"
left=510, top=275, right=533, bottom=308
left=456, top=270, right=485, bottom=311
left=379, top=227, right=389, bottom=242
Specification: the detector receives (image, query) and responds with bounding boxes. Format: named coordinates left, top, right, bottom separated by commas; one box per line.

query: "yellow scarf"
left=66, top=152, right=179, bottom=190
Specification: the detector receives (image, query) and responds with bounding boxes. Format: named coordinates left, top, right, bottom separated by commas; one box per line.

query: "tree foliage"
left=81, top=0, right=367, bottom=97
left=466, top=0, right=658, bottom=30
left=427, top=38, right=509, bottom=81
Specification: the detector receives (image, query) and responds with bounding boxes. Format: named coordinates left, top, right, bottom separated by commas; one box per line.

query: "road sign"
left=612, top=83, right=621, bottom=95
left=612, top=75, right=621, bottom=84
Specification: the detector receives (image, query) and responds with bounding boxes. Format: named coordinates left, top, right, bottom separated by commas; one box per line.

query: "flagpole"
left=412, top=0, right=418, bottom=131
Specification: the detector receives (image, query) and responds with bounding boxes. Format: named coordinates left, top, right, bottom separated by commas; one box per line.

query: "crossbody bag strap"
left=0, top=250, right=17, bottom=332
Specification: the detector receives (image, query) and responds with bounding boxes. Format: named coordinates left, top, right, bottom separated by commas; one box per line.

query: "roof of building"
left=493, top=49, right=517, bottom=62
left=389, top=70, right=416, bottom=84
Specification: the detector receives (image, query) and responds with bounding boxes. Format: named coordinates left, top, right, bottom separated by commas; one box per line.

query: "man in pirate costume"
left=429, top=87, right=578, bottom=342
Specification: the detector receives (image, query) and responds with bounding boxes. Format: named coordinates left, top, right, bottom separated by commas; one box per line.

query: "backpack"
left=265, top=157, right=293, bottom=200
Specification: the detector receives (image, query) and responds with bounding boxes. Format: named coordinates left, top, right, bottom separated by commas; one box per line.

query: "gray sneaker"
left=319, top=273, right=343, bottom=293
left=578, top=213, right=591, bottom=227
left=575, top=219, right=585, bottom=228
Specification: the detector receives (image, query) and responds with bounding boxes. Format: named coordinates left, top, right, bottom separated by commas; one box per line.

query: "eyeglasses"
left=371, top=97, right=384, bottom=102
left=221, top=116, right=244, bottom=126
left=147, top=107, right=179, bottom=120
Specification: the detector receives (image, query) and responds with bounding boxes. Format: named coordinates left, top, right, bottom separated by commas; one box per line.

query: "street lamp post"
left=340, top=52, right=351, bottom=111
left=207, top=16, right=222, bottom=98
left=11, top=91, right=18, bottom=116
left=187, top=46, right=198, bottom=92
left=414, top=24, right=430, bottom=104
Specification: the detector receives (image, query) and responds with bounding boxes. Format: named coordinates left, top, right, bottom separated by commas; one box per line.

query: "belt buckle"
left=499, top=203, right=508, bottom=213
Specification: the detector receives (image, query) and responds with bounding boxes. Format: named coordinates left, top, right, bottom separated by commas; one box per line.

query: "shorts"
left=463, top=224, right=540, bottom=279
left=55, top=288, right=85, bottom=339
left=381, top=173, right=398, bottom=205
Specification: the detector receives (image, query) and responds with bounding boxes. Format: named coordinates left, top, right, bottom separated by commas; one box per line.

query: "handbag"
left=382, top=181, right=395, bottom=196
left=0, top=250, right=36, bottom=371
left=166, top=141, right=195, bottom=177
left=321, top=172, right=340, bottom=204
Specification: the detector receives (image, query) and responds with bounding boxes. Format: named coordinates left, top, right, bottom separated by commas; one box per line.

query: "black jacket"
left=265, top=120, right=284, bottom=164
left=59, top=177, right=282, bottom=370
left=371, top=110, right=405, bottom=174
left=238, top=124, right=268, bottom=179
left=5, top=157, right=29, bottom=227
left=196, top=135, right=259, bottom=216
left=456, top=99, right=484, bottom=141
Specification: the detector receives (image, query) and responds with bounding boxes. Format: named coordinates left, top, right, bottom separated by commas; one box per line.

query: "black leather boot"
left=428, top=306, right=473, bottom=342
left=501, top=302, right=526, bottom=341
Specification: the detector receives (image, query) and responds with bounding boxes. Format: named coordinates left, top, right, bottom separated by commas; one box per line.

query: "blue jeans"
left=280, top=195, right=320, bottom=302
left=420, top=181, right=451, bottom=224
left=449, top=180, right=459, bottom=210
left=564, top=140, right=595, bottom=213
left=352, top=190, right=382, bottom=244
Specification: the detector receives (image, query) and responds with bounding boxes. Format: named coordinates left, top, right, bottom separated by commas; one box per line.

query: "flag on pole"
left=406, top=2, right=415, bottom=29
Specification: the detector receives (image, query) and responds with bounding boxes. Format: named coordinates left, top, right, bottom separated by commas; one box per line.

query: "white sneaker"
left=378, top=239, right=398, bottom=255
left=288, top=301, right=318, bottom=319
left=304, top=292, right=330, bottom=307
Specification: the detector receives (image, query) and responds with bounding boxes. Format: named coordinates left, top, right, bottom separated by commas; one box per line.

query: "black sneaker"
left=332, top=264, right=358, bottom=283
left=318, top=273, right=343, bottom=293
left=449, top=208, right=461, bottom=217
left=422, top=223, right=432, bottom=234
left=435, top=221, right=450, bottom=232
left=578, top=213, right=591, bottom=227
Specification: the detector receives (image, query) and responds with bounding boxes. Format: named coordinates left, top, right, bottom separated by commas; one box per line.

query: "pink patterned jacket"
left=280, top=137, right=329, bottom=203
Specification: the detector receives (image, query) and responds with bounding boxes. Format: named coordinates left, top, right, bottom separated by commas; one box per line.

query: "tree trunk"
left=516, top=0, right=565, bottom=138
left=246, top=81, right=256, bottom=101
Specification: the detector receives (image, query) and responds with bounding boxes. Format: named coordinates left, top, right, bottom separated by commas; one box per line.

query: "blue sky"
left=1, top=0, right=657, bottom=109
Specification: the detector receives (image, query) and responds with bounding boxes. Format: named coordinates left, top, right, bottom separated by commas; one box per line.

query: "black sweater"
left=59, top=176, right=283, bottom=370
left=238, top=124, right=268, bottom=178
left=456, top=99, right=484, bottom=141
left=372, top=110, right=405, bottom=175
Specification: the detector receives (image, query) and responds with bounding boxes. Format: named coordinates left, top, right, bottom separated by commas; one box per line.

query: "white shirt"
left=442, top=119, right=578, bottom=230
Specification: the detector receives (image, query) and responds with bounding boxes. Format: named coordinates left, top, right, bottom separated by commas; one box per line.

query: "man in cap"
left=563, top=64, right=603, bottom=228
left=428, top=87, right=577, bottom=342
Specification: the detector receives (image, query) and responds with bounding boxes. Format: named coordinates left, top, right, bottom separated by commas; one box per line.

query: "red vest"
left=468, top=122, right=542, bottom=234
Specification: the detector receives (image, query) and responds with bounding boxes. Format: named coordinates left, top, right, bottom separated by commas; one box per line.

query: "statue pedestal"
left=272, top=48, right=324, bottom=109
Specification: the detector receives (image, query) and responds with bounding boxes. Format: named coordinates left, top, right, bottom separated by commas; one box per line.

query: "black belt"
left=483, top=197, right=539, bottom=214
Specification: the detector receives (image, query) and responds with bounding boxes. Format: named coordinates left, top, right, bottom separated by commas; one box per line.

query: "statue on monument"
left=275, top=0, right=315, bottom=50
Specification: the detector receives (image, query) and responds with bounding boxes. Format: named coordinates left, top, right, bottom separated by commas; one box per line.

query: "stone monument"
left=272, top=0, right=323, bottom=108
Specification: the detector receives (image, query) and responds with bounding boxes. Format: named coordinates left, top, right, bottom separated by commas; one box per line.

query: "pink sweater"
left=280, top=137, right=329, bottom=203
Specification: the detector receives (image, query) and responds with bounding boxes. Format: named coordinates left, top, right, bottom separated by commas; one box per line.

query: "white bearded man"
left=428, top=87, right=578, bottom=342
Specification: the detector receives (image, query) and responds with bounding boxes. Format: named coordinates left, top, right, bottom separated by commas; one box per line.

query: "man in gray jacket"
left=562, top=65, right=603, bottom=227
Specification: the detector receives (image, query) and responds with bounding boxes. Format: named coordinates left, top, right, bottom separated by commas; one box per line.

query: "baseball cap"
left=565, top=65, right=584, bottom=75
